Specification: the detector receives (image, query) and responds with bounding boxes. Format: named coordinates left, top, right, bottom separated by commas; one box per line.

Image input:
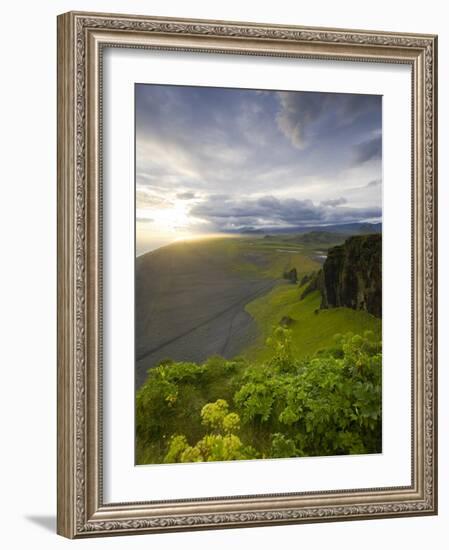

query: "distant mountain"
left=235, top=226, right=265, bottom=234
left=283, top=231, right=348, bottom=245
left=238, top=222, right=381, bottom=236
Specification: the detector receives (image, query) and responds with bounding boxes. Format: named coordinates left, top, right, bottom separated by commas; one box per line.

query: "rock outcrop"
left=300, top=234, right=382, bottom=318
left=283, top=268, right=298, bottom=284
left=320, top=234, right=382, bottom=317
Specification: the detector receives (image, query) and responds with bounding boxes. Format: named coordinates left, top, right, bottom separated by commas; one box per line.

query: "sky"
left=135, top=84, right=382, bottom=255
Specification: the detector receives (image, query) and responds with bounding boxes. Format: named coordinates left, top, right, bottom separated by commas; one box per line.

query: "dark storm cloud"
left=353, top=136, right=382, bottom=164
left=190, top=195, right=380, bottom=231
left=276, top=92, right=327, bottom=149
left=277, top=91, right=381, bottom=150
left=320, top=197, right=347, bottom=207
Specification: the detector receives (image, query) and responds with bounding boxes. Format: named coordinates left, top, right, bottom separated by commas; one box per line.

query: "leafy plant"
left=164, top=400, right=258, bottom=463
left=137, top=329, right=382, bottom=464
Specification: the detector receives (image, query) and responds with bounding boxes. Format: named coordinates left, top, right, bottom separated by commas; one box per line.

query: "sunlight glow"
left=136, top=197, right=220, bottom=255
left=146, top=200, right=191, bottom=232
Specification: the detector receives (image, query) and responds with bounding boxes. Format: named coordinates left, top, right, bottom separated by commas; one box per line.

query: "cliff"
left=301, top=234, right=382, bottom=318
left=321, top=234, right=382, bottom=317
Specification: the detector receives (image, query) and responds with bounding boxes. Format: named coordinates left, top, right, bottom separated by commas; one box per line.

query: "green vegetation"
left=136, top=330, right=382, bottom=464
left=136, top=356, right=246, bottom=464
left=185, top=235, right=321, bottom=279
left=244, top=283, right=381, bottom=363
left=164, top=400, right=257, bottom=463
left=136, top=231, right=383, bottom=464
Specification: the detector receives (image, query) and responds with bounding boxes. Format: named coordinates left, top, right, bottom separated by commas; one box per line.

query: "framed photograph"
left=57, top=11, right=438, bottom=538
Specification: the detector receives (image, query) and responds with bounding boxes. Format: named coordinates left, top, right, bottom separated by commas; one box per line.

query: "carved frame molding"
left=57, top=11, right=437, bottom=538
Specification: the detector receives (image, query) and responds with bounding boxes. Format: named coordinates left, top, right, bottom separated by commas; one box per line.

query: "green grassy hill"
left=244, top=282, right=381, bottom=362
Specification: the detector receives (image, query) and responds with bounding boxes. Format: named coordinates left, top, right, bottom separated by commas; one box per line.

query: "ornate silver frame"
left=57, top=11, right=438, bottom=538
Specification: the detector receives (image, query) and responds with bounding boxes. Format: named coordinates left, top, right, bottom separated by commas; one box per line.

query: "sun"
left=150, top=201, right=191, bottom=233
left=136, top=195, right=214, bottom=255
left=137, top=198, right=209, bottom=242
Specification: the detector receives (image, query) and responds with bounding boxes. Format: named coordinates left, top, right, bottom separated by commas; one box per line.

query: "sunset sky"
left=135, top=84, right=382, bottom=255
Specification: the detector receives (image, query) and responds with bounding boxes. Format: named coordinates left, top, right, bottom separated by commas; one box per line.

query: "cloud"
left=190, top=194, right=381, bottom=232
left=136, top=86, right=382, bottom=203
left=176, top=191, right=196, bottom=200
left=354, top=136, right=382, bottom=164
left=134, top=85, right=382, bottom=253
left=367, top=178, right=381, bottom=187
left=320, top=197, right=347, bottom=207
left=276, top=92, right=327, bottom=149
left=276, top=92, right=381, bottom=150
left=136, top=190, right=173, bottom=209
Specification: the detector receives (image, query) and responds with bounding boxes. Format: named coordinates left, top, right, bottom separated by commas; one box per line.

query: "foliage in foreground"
left=136, top=330, right=382, bottom=464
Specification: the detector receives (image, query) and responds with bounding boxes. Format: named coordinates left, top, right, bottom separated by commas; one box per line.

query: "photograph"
left=55, top=9, right=437, bottom=538
left=134, top=84, right=383, bottom=465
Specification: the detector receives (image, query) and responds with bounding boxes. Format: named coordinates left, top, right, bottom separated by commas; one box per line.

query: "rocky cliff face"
left=320, top=234, right=382, bottom=318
